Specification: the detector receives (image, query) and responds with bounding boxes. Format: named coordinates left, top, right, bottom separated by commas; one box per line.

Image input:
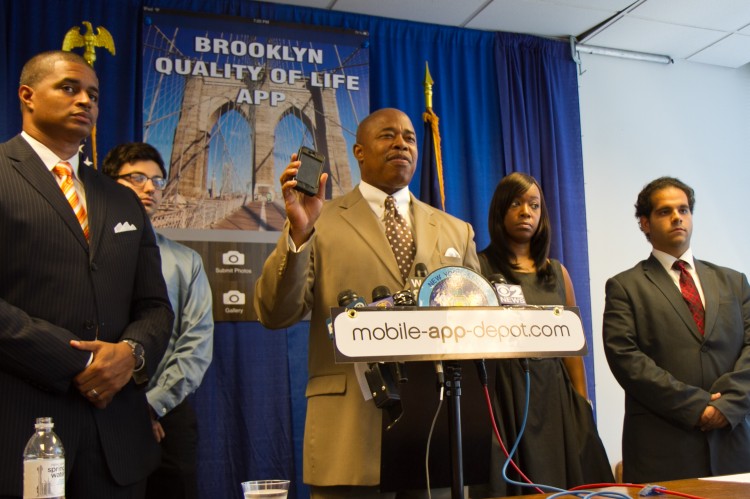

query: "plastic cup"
left=241, top=479, right=290, bottom=499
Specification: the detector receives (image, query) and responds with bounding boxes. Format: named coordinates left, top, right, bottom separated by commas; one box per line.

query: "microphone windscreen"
left=393, top=290, right=417, bottom=307
left=371, top=285, right=392, bottom=302
left=489, top=273, right=507, bottom=284
left=337, top=289, right=360, bottom=306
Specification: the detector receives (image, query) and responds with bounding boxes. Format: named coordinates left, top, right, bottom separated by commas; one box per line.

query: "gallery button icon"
left=223, top=290, right=246, bottom=305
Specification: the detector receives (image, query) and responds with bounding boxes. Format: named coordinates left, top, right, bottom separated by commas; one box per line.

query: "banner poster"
left=141, top=7, right=370, bottom=321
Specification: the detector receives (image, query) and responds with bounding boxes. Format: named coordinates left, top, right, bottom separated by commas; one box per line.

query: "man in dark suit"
left=603, top=176, right=750, bottom=483
left=0, top=51, right=173, bottom=498
left=254, top=108, right=480, bottom=498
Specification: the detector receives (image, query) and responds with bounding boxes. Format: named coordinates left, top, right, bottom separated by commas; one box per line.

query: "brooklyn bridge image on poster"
left=142, top=12, right=369, bottom=231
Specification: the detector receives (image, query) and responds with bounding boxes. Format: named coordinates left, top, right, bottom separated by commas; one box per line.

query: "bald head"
left=353, top=108, right=418, bottom=194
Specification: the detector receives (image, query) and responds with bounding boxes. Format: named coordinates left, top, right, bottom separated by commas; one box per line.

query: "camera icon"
left=222, top=250, right=245, bottom=266
left=222, top=290, right=246, bottom=305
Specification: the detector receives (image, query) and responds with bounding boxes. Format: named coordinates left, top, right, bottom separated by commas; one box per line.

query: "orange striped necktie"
left=52, top=161, right=89, bottom=241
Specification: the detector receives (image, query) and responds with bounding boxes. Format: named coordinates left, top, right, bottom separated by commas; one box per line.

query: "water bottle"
left=23, top=417, right=65, bottom=499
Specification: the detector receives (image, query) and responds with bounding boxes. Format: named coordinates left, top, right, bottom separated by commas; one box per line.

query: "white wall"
left=578, top=53, right=750, bottom=468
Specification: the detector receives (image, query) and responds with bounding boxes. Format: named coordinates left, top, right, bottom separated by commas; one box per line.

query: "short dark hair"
left=20, top=50, right=91, bottom=88
left=482, top=172, right=554, bottom=286
left=635, top=176, right=695, bottom=219
left=102, top=142, right=167, bottom=178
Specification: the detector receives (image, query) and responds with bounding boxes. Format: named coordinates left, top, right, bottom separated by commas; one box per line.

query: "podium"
left=330, top=305, right=587, bottom=498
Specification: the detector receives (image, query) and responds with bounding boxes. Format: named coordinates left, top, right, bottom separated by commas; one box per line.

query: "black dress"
left=472, top=254, right=614, bottom=496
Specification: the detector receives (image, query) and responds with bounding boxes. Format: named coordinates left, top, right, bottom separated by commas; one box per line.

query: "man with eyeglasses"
left=102, top=142, right=214, bottom=499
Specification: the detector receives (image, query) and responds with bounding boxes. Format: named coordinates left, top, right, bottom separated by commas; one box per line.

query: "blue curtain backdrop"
left=0, top=1, right=592, bottom=498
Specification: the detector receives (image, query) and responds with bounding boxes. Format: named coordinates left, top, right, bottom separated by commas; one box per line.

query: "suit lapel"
left=643, top=255, right=703, bottom=341
left=695, top=260, right=718, bottom=338
left=7, top=136, right=89, bottom=250
left=411, top=195, right=439, bottom=267
left=79, top=164, right=106, bottom=256
left=338, top=188, right=402, bottom=283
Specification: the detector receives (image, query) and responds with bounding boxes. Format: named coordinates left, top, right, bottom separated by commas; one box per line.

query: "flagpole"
left=421, top=62, right=446, bottom=211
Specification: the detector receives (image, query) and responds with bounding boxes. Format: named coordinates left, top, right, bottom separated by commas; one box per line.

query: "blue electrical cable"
left=500, top=360, right=630, bottom=499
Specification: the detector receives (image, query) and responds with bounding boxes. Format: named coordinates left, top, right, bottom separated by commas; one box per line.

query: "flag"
left=419, top=63, right=445, bottom=211
left=79, top=134, right=97, bottom=170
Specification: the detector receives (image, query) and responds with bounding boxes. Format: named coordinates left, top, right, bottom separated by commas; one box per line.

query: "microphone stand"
left=444, top=361, right=464, bottom=499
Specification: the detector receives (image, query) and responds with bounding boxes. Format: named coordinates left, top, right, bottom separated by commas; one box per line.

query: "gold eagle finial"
left=62, top=21, right=116, bottom=67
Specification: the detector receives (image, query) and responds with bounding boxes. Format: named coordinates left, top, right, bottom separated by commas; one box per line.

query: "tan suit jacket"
left=255, top=186, right=479, bottom=486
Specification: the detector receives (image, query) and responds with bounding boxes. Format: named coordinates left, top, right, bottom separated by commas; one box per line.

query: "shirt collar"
left=359, top=181, right=411, bottom=216
left=652, top=247, right=696, bottom=272
left=21, top=131, right=81, bottom=177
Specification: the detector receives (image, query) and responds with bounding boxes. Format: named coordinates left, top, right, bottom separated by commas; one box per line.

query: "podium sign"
left=331, top=305, right=587, bottom=363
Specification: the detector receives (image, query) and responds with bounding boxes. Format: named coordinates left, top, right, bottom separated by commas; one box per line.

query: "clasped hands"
left=70, top=339, right=136, bottom=409
left=698, top=392, right=729, bottom=432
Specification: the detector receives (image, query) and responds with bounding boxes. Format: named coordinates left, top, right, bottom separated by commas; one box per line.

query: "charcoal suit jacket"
left=603, top=254, right=750, bottom=482
left=0, top=135, right=173, bottom=494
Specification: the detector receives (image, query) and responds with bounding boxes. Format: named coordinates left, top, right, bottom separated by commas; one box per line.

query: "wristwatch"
left=122, top=339, right=148, bottom=386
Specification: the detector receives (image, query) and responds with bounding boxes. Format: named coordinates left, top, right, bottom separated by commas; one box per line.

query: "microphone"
left=409, top=264, right=446, bottom=390
left=489, top=273, right=507, bottom=284
left=489, top=273, right=527, bottom=305
left=357, top=287, right=403, bottom=425
left=369, top=285, right=394, bottom=308
left=392, top=289, right=417, bottom=307
left=337, top=289, right=366, bottom=308
left=327, top=289, right=366, bottom=339
left=407, top=262, right=428, bottom=300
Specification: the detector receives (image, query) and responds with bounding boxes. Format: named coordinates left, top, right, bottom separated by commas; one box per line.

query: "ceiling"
left=261, top=0, right=750, bottom=68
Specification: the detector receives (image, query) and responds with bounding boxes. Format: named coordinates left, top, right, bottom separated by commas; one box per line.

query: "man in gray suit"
left=603, top=176, right=750, bottom=483
left=0, top=51, right=173, bottom=498
left=254, top=108, right=479, bottom=498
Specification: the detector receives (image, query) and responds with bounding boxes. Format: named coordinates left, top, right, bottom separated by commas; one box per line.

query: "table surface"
left=494, top=476, right=750, bottom=498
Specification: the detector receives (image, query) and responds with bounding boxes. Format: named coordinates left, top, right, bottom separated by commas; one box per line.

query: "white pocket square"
left=444, top=247, right=460, bottom=258
left=114, top=221, right=137, bottom=234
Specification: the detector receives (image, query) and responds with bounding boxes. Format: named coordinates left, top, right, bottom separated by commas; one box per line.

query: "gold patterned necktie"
left=384, top=196, right=416, bottom=281
left=52, top=161, right=89, bottom=241
left=672, top=260, right=704, bottom=335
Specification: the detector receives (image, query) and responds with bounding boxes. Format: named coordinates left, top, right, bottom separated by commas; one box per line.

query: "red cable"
left=481, top=385, right=544, bottom=495
left=482, top=385, right=710, bottom=499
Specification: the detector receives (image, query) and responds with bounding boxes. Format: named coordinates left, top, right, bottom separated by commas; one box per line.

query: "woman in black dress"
left=474, top=172, right=613, bottom=496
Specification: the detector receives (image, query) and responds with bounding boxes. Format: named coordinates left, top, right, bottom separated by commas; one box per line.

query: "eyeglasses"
left=116, top=172, right=167, bottom=191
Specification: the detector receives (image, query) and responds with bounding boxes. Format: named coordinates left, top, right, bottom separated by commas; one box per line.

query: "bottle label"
left=23, top=458, right=65, bottom=498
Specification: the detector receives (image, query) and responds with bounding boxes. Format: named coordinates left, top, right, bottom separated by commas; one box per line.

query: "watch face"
left=125, top=340, right=145, bottom=368
left=133, top=343, right=145, bottom=357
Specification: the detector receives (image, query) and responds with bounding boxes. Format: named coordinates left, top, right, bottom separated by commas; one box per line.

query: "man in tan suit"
left=254, top=108, right=479, bottom=498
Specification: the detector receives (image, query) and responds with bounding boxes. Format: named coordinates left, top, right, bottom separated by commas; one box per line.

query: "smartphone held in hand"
left=293, top=146, right=325, bottom=196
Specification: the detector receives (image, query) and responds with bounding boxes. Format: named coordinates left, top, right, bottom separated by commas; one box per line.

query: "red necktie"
left=673, top=260, right=704, bottom=335
left=52, top=161, right=90, bottom=241
left=384, top=196, right=416, bottom=281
